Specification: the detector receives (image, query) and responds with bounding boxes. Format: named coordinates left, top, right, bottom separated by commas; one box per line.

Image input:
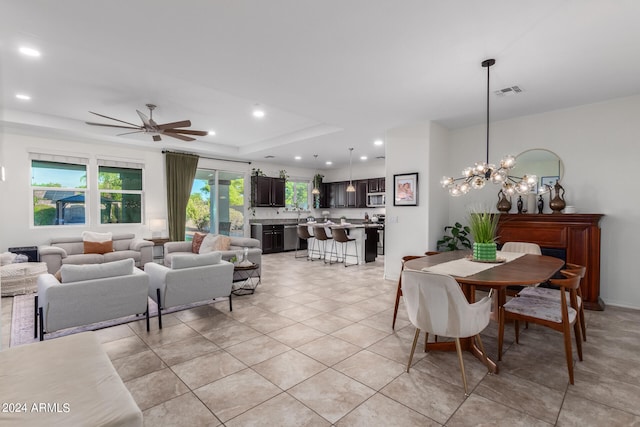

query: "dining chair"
left=327, top=227, right=358, bottom=267
left=519, top=263, right=587, bottom=341
left=498, top=270, right=583, bottom=384
left=501, top=242, right=542, bottom=295
left=402, top=269, right=493, bottom=396
left=311, top=226, right=332, bottom=263
left=391, top=255, right=424, bottom=329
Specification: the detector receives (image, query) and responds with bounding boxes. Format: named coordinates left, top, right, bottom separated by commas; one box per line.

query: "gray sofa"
left=164, top=235, right=262, bottom=280
left=36, top=259, right=150, bottom=340
left=39, top=233, right=154, bottom=273
left=145, top=252, right=234, bottom=328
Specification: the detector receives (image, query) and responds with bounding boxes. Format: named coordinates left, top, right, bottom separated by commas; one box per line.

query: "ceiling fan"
left=85, top=103, right=208, bottom=142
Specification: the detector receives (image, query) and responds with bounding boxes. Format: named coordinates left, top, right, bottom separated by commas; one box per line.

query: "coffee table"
left=232, top=263, right=261, bottom=295
left=1, top=262, right=48, bottom=296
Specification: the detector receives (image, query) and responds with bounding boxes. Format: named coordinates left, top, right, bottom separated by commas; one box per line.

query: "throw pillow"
left=192, top=232, right=207, bottom=253
left=171, top=252, right=222, bottom=269
left=81, top=231, right=113, bottom=242
left=54, top=269, right=63, bottom=282
left=198, top=234, right=218, bottom=254
left=84, top=240, right=114, bottom=254
left=214, top=235, right=231, bottom=251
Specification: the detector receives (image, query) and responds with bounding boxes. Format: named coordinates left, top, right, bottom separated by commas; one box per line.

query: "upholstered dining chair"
left=501, top=242, right=542, bottom=295
left=391, top=255, right=424, bottom=329
left=519, top=263, right=587, bottom=341
left=402, top=269, right=493, bottom=396
left=498, top=270, right=583, bottom=384
left=327, top=227, right=358, bottom=267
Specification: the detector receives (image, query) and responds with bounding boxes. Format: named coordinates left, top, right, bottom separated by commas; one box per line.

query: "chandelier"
left=441, top=59, right=537, bottom=197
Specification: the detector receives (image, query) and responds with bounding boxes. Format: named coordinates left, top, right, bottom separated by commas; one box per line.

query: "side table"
left=232, top=263, right=261, bottom=296
left=144, top=237, right=170, bottom=263
left=1, top=262, right=48, bottom=296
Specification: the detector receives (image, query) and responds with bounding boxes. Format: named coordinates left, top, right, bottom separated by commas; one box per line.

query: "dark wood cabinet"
left=251, top=176, right=285, bottom=207
left=497, top=214, right=604, bottom=310
left=259, top=224, right=284, bottom=254
left=368, top=177, right=385, bottom=193
left=356, top=180, right=368, bottom=208
left=322, top=176, right=385, bottom=209
left=334, top=182, right=346, bottom=208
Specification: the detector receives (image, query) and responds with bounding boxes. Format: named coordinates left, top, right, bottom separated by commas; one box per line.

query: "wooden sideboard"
left=497, top=214, right=604, bottom=310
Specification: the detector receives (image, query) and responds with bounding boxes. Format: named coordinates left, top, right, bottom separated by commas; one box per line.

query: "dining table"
left=403, top=250, right=565, bottom=374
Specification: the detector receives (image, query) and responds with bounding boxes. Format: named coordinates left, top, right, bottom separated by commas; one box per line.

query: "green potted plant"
left=437, top=222, right=472, bottom=251
left=468, top=210, right=500, bottom=261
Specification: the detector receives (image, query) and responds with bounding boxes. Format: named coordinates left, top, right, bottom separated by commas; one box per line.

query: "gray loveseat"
left=39, top=233, right=154, bottom=273
left=164, top=235, right=262, bottom=280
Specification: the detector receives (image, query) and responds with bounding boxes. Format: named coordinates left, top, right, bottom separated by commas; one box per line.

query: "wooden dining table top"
left=404, top=250, right=565, bottom=287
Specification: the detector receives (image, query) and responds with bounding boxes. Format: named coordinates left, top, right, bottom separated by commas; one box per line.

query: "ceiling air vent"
left=494, top=86, right=523, bottom=97
left=264, top=155, right=275, bottom=159
left=376, top=156, right=386, bottom=160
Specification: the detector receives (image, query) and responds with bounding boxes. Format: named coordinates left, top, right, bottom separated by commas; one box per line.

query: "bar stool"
left=312, top=225, right=332, bottom=262
left=327, top=227, right=358, bottom=267
left=295, top=225, right=314, bottom=260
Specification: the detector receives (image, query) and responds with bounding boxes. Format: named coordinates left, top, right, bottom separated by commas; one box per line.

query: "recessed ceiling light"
left=294, top=156, right=301, bottom=160
left=374, top=139, right=383, bottom=146
left=325, top=161, right=332, bottom=165
left=252, top=108, right=265, bottom=118
left=208, top=130, right=216, bottom=136
left=16, top=93, right=31, bottom=100
left=19, top=47, right=41, bottom=57
left=360, top=156, right=367, bottom=160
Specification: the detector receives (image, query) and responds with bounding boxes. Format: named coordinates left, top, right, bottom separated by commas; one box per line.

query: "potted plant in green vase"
left=468, top=210, right=500, bottom=261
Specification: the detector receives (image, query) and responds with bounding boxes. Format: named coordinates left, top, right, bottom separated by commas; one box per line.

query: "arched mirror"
left=511, top=149, right=563, bottom=192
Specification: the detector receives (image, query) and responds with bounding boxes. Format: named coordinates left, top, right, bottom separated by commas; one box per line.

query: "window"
left=98, top=165, right=143, bottom=224
left=31, top=160, right=87, bottom=226
left=285, top=180, right=309, bottom=210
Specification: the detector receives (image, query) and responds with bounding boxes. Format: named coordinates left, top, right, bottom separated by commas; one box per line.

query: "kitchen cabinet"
left=346, top=180, right=367, bottom=208
left=368, top=177, right=386, bottom=193
left=251, top=176, right=285, bottom=207
left=251, top=224, right=284, bottom=254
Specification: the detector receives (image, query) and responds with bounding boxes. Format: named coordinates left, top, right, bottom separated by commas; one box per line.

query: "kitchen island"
left=306, top=222, right=382, bottom=264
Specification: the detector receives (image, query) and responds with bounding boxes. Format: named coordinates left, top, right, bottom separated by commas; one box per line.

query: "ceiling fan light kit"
left=85, top=103, right=208, bottom=142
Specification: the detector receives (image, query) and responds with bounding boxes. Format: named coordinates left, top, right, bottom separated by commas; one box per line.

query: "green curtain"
left=165, top=152, right=199, bottom=242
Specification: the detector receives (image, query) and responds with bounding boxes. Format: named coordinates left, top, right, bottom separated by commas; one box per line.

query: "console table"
left=497, top=214, right=604, bottom=310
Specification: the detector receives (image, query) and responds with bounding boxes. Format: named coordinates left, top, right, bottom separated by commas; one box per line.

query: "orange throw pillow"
left=213, top=235, right=231, bottom=251
left=83, top=240, right=114, bottom=255
left=192, top=232, right=207, bottom=253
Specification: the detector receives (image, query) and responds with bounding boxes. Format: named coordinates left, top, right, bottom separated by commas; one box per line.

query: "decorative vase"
left=549, top=181, right=566, bottom=214
left=538, top=195, right=544, bottom=214
left=473, top=242, right=497, bottom=261
left=517, top=196, right=523, bottom=214
left=241, top=247, right=249, bottom=263
left=496, top=190, right=512, bottom=213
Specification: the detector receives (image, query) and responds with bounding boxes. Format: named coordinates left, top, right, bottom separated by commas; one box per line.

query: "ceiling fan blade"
left=164, top=132, right=195, bottom=142
left=89, top=111, right=140, bottom=128
left=86, top=122, right=142, bottom=130
left=163, top=128, right=208, bottom=136
left=153, top=135, right=162, bottom=142
left=156, top=120, right=191, bottom=130
left=116, top=130, right=145, bottom=136
left=136, top=110, right=152, bottom=128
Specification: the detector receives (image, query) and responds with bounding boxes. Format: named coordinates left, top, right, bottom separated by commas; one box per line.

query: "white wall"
left=384, top=122, right=435, bottom=281
left=0, top=132, right=166, bottom=249
left=446, top=94, right=640, bottom=309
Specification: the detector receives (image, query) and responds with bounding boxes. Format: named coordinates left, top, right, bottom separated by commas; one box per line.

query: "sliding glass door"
left=186, top=169, right=245, bottom=239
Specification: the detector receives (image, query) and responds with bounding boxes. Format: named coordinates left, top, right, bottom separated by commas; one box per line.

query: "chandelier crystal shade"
left=441, top=59, right=537, bottom=197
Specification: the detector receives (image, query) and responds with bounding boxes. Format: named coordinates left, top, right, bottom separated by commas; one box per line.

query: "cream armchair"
left=145, top=252, right=234, bottom=329
left=36, top=258, right=150, bottom=340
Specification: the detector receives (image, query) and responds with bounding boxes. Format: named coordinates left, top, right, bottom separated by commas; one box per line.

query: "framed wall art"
left=393, top=173, right=418, bottom=206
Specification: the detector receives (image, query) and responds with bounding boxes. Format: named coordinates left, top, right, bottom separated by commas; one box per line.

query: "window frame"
left=97, top=164, right=144, bottom=225
left=285, top=179, right=310, bottom=211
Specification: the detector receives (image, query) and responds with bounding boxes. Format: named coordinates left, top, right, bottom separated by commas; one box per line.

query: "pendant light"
left=346, top=148, right=356, bottom=192
left=441, top=59, right=537, bottom=197
left=311, top=154, right=320, bottom=195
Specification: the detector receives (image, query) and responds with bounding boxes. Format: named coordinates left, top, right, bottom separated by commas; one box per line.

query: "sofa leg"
left=38, top=306, right=44, bottom=341
left=229, top=293, right=233, bottom=312
left=145, top=302, right=150, bottom=332
left=34, top=295, right=38, bottom=339
left=156, top=288, right=163, bottom=330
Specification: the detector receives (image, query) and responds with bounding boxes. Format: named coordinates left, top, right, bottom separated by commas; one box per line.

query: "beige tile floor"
left=2, top=252, right=640, bottom=426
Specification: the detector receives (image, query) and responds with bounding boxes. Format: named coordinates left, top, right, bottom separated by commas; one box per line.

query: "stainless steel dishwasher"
left=284, top=224, right=299, bottom=251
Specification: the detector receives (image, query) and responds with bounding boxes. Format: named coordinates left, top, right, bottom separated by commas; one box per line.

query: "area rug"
left=10, top=294, right=226, bottom=347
